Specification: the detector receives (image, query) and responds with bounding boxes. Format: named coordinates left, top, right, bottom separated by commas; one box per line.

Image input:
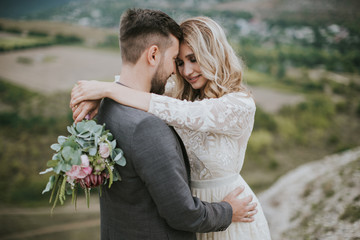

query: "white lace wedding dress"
left=147, top=83, right=272, bottom=240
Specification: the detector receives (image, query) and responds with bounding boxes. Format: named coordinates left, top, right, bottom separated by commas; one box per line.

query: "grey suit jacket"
left=97, top=98, right=232, bottom=240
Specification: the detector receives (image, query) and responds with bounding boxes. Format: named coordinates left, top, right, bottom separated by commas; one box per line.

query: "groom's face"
left=150, top=35, right=179, bottom=94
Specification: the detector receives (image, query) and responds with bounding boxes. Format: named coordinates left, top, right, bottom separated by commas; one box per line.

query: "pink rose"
left=66, top=165, right=83, bottom=180
left=99, top=143, right=110, bottom=158
left=82, top=166, right=93, bottom=175
left=66, top=156, right=93, bottom=181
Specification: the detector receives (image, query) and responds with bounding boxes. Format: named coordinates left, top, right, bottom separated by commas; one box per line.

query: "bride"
left=70, top=16, right=271, bottom=240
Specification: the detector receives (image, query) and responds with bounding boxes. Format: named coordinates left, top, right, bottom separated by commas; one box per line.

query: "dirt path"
left=0, top=197, right=100, bottom=239
left=0, top=46, right=121, bottom=93
left=2, top=219, right=99, bottom=240
left=250, top=86, right=304, bottom=113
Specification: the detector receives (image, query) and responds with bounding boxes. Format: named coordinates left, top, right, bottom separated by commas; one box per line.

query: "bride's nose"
left=183, top=63, right=193, bottom=77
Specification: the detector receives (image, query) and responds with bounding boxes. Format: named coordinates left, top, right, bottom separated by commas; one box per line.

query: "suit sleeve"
left=130, top=116, right=232, bottom=233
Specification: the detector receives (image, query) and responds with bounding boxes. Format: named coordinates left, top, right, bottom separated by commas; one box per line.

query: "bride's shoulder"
left=225, top=91, right=255, bottom=107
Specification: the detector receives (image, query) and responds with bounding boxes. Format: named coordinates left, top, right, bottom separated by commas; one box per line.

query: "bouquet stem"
left=84, top=187, right=90, bottom=208
left=51, top=175, right=63, bottom=215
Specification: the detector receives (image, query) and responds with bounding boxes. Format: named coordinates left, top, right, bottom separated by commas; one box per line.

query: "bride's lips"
left=187, top=75, right=201, bottom=84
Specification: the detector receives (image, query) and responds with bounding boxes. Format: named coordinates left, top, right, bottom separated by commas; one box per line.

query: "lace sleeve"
left=148, top=92, right=256, bottom=136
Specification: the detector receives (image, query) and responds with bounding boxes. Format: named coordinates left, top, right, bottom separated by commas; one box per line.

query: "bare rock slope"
left=259, top=147, right=360, bottom=240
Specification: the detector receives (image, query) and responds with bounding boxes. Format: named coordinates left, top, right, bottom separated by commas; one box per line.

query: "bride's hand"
left=72, top=100, right=101, bottom=123
left=70, top=80, right=113, bottom=108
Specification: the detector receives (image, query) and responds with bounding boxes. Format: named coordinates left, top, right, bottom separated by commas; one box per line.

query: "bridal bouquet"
left=40, top=120, right=126, bottom=213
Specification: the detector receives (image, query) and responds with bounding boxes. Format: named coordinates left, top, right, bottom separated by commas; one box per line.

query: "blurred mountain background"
left=0, top=0, right=359, bottom=239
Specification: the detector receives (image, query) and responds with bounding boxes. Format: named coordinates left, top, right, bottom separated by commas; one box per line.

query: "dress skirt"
left=191, top=174, right=272, bottom=240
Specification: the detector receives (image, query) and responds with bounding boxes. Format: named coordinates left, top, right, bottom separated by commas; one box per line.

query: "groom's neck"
left=119, top=64, right=151, bottom=93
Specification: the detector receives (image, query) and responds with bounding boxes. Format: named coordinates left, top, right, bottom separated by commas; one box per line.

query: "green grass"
left=0, top=79, right=73, bottom=206
left=0, top=35, right=55, bottom=51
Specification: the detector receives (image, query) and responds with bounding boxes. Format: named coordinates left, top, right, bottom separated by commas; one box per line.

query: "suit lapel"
left=169, top=126, right=191, bottom=183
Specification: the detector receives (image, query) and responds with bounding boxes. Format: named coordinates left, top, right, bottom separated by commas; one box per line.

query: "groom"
left=96, top=8, right=256, bottom=239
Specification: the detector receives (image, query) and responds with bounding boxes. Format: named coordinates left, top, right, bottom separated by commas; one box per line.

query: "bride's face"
left=176, top=43, right=208, bottom=90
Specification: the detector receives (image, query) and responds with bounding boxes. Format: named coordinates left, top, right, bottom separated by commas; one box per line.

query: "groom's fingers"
left=240, top=217, right=255, bottom=222
left=247, top=209, right=257, bottom=218
left=246, top=202, right=257, bottom=211
left=72, top=102, right=87, bottom=121
left=74, top=103, right=89, bottom=123
left=240, top=209, right=257, bottom=222
left=229, top=186, right=245, bottom=198
left=72, top=105, right=82, bottom=120
left=89, top=109, right=98, bottom=120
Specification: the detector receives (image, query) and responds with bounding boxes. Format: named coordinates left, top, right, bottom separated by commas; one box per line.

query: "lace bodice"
left=148, top=90, right=256, bottom=181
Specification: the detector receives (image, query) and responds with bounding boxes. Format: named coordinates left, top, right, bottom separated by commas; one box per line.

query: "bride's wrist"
left=104, top=82, right=116, bottom=99
left=106, top=82, right=119, bottom=99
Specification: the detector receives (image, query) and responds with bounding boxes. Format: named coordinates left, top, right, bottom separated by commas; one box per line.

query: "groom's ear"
left=147, top=45, right=161, bottom=67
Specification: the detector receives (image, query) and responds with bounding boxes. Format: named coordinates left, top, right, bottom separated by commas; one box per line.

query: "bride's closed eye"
left=189, top=56, right=197, bottom=63
left=176, top=59, right=184, bottom=67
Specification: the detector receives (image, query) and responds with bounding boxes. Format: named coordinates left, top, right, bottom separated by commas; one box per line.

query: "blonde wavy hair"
left=171, top=16, right=248, bottom=101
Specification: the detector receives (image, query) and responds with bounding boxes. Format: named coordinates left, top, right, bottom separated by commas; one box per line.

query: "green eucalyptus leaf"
left=70, top=149, right=82, bottom=165
left=62, top=135, right=79, bottom=149
left=89, top=147, right=97, bottom=156
left=62, top=163, right=72, bottom=172
left=113, top=148, right=123, bottom=160
left=77, top=132, right=91, bottom=139
left=53, top=164, right=62, bottom=174
left=52, top=153, right=59, bottom=161
left=50, top=143, right=61, bottom=152
left=42, top=175, right=55, bottom=194
left=115, top=156, right=126, bottom=167
left=76, top=138, right=86, bottom=148
left=93, top=125, right=103, bottom=136
left=111, top=140, right=116, bottom=151
left=62, top=146, right=74, bottom=161
left=67, top=126, right=77, bottom=135
left=76, top=121, right=86, bottom=133
left=82, top=141, right=93, bottom=149
left=47, top=160, right=59, bottom=167
left=113, top=169, right=121, bottom=181
left=82, top=120, right=96, bottom=133
left=57, top=136, right=67, bottom=145
left=40, top=167, right=53, bottom=175
left=94, top=136, right=99, bottom=148
left=106, top=132, right=113, bottom=141
left=61, top=146, right=81, bottom=165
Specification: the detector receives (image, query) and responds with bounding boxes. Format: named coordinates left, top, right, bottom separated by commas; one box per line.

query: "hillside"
left=216, top=0, right=360, bottom=22
left=2, top=0, right=359, bottom=26
left=259, top=147, right=360, bottom=239
left=0, top=0, right=72, bottom=18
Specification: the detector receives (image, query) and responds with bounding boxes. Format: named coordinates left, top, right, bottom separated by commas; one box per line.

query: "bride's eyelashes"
left=176, top=58, right=184, bottom=67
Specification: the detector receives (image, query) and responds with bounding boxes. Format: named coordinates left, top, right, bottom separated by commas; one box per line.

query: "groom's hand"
left=222, top=186, right=257, bottom=222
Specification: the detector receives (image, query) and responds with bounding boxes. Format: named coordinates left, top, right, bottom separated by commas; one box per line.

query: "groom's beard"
left=150, top=65, right=170, bottom=95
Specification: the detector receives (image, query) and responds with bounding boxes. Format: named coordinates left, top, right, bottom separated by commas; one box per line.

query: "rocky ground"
left=259, top=147, right=360, bottom=240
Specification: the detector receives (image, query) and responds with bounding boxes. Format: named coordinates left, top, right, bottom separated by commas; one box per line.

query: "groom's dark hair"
left=119, top=8, right=183, bottom=64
